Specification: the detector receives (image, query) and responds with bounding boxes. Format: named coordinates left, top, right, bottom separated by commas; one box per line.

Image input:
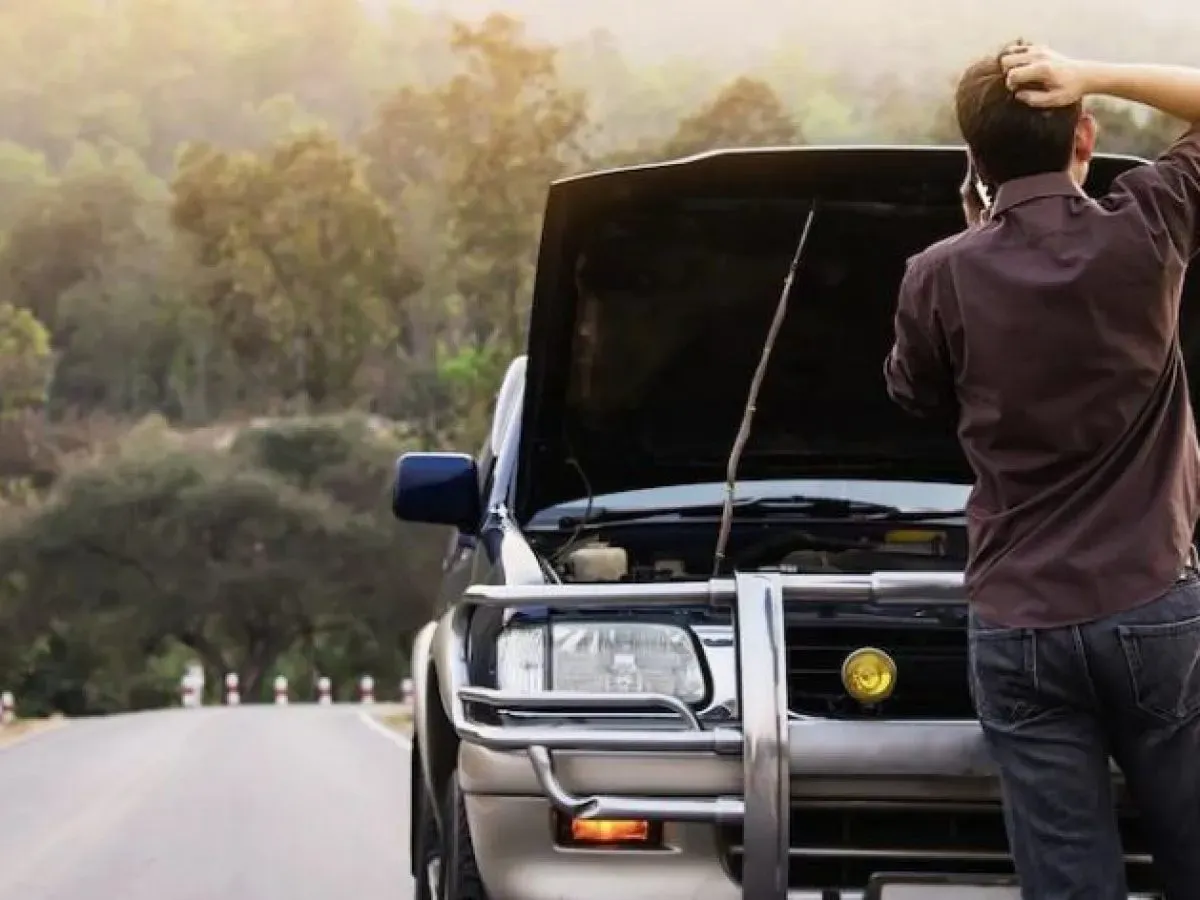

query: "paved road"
left=0, top=706, right=414, bottom=900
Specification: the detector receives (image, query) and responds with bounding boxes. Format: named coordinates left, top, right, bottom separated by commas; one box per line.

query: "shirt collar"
left=991, top=172, right=1087, bottom=216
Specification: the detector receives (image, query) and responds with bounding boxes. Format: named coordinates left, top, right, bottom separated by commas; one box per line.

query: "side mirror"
left=391, top=452, right=482, bottom=534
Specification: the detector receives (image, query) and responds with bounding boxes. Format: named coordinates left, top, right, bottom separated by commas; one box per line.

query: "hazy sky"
left=404, top=0, right=1199, bottom=76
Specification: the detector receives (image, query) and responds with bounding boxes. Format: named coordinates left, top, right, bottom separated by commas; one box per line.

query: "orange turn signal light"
left=569, top=818, right=651, bottom=844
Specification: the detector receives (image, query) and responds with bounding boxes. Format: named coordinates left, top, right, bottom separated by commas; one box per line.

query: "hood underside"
left=515, top=146, right=1199, bottom=520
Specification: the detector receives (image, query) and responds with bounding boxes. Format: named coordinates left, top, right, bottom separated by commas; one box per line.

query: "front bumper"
left=444, top=573, right=1155, bottom=899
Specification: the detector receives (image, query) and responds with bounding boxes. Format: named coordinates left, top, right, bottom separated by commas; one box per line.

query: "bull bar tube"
left=446, top=571, right=970, bottom=900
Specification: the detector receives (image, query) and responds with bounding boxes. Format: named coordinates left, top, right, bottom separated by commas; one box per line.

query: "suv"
left=392, top=146, right=1178, bottom=900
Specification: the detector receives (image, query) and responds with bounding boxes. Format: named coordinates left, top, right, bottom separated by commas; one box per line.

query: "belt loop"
left=1190, top=544, right=1199, bottom=570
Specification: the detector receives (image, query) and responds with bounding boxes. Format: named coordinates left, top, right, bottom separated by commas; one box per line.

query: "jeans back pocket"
left=970, top=628, right=1039, bottom=726
left=1117, top=612, right=1200, bottom=723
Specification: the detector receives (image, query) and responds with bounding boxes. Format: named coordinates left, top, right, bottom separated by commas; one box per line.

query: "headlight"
left=496, top=621, right=707, bottom=703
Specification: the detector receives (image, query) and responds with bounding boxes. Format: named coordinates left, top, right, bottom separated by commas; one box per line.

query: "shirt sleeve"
left=884, top=256, right=956, bottom=419
left=1108, top=125, right=1200, bottom=262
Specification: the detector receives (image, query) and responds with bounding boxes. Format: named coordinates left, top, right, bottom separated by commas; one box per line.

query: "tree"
left=358, top=86, right=458, bottom=446
left=855, top=75, right=961, bottom=145
left=229, top=414, right=446, bottom=695
left=170, top=129, right=421, bottom=409
left=0, top=142, right=53, bottom=231
left=439, top=14, right=589, bottom=357
left=364, top=13, right=588, bottom=358
left=360, top=14, right=589, bottom=446
left=0, top=432, right=439, bottom=705
left=1091, top=101, right=1183, bottom=159
left=662, top=76, right=803, bottom=158
left=0, top=0, right=1192, bottom=715
left=0, top=304, right=54, bottom=416
left=0, top=169, right=149, bottom=333
left=0, top=304, right=56, bottom=505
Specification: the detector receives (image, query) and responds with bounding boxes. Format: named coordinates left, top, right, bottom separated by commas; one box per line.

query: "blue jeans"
left=970, top=575, right=1200, bottom=900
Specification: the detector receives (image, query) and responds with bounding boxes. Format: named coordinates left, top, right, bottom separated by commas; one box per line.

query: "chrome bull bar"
left=446, top=571, right=968, bottom=900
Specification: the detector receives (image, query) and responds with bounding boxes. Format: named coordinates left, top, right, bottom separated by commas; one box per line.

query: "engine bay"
left=540, top=521, right=966, bottom=584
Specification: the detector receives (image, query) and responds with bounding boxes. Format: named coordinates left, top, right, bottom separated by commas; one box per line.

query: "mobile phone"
left=973, top=176, right=993, bottom=212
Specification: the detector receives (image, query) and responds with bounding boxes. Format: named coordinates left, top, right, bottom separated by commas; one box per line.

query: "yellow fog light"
left=840, top=647, right=897, bottom=704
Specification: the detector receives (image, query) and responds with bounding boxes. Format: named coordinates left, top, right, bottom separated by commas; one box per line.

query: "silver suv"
left=393, top=146, right=1164, bottom=900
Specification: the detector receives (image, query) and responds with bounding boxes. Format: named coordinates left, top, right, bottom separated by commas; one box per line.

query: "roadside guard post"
left=180, top=676, right=197, bottom=708
left=359, top=675, right=375, bottom=705
left=224, top=672, right=240, bottom=706
left=0, top=691, right=13, bottom=725
left=400, top=677, right=414, bottom=705
left=181, top=662, right=204, bottom=708
left=274, top=675, right=289, bottom=706
left=317, top=676, right=332, bottom=705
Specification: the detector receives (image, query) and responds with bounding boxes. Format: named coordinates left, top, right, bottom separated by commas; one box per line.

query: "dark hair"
left=955, top=47, right=1082, bottom=186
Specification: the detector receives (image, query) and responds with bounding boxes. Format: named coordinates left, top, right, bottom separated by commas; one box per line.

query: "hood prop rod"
left=711, top=203, right=819, bottom=578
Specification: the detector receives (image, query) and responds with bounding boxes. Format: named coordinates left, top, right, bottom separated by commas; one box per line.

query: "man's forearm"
left=1083, top=63, right=1200, bottom=124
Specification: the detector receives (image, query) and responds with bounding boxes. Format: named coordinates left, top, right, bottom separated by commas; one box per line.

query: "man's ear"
left=1075, top=112, right=1097, bottom=164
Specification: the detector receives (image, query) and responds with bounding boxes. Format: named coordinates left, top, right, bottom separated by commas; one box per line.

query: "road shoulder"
left=359, top=707, right=412, bottom=750
left=0, top=717, right=67, bottom=751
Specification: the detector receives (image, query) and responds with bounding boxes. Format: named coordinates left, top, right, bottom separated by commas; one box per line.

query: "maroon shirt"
left=885, top=129, right=1200, bottom=627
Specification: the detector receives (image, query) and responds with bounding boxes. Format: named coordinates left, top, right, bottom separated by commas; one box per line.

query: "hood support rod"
left=711, top=203, right=819, bottom=578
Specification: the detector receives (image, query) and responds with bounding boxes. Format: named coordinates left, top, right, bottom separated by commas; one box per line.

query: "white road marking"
left=358, top=710, right=412, bottom=750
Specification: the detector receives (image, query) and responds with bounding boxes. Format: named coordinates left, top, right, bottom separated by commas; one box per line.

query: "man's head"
left=955, top=45, right=1096, bottom=188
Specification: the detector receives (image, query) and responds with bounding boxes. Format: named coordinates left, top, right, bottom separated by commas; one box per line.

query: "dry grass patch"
left=374, top=705, right=412, bottom=734
left=0, top=715, right=66, bottom=748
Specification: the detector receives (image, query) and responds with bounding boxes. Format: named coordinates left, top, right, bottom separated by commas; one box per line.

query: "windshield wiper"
left=702, top=495, right=965, bottom=522
left=699, top=494, right=901, bottom=517
left=552, top=495, right=869, bottom=529
left=551, top=506, right=687, bottom=529
left=550, top=495, right=965, bottom=530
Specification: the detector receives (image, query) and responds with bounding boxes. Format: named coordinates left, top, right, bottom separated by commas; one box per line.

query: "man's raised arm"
left=1004, top=47, right=1200, bottom=260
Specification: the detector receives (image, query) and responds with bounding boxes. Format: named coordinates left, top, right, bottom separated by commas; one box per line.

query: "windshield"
left=528, top=478, right=973, bottom=526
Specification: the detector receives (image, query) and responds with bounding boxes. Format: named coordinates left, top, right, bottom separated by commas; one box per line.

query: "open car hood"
left=514, top=146, right=1198, bottom=521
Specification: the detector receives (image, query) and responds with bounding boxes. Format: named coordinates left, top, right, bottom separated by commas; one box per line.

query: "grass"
left=374, top=705, right=413, bottom=734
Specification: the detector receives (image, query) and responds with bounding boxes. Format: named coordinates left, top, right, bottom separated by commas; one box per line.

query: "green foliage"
left=170, top=130, right=420, bottom=408
left=439, top=16, right=589, bottom=358
left=0, top=423, right=443, bottom=708
left=663, top=76, right=803, bottom=158
left=0, top=0, right=1186, bottom=713
left=234, top=416, right=371, bottom=488
left=0, top=304, right=54, bottom=416
left=231, top=412, right=408, bottom=510
left=1090, top=101, right=1185, bottom=158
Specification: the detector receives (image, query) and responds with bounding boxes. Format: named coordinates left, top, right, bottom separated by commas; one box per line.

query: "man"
left=884, top=44, right=1200, bottom=898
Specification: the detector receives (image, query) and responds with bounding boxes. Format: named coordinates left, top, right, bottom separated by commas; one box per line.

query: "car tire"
left=413, top=778, right=441, bottom=900
left=439, top=772, right=490, bottom=900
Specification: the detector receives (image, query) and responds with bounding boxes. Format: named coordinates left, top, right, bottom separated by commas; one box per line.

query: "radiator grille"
left=719, top=803, right=1160, bottom=892
left=786, top=622, right=973, bottom=719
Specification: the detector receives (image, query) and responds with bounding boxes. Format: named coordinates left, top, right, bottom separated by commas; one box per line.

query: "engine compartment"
left=540, top=521, right=966, bottom=584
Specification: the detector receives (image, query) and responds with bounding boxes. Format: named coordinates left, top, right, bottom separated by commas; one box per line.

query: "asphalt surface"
left=0, top=706, right=414, bottom=900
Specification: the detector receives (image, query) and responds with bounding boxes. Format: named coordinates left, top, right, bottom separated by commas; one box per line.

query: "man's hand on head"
left=1000, top=43, right=1091, bottom=108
